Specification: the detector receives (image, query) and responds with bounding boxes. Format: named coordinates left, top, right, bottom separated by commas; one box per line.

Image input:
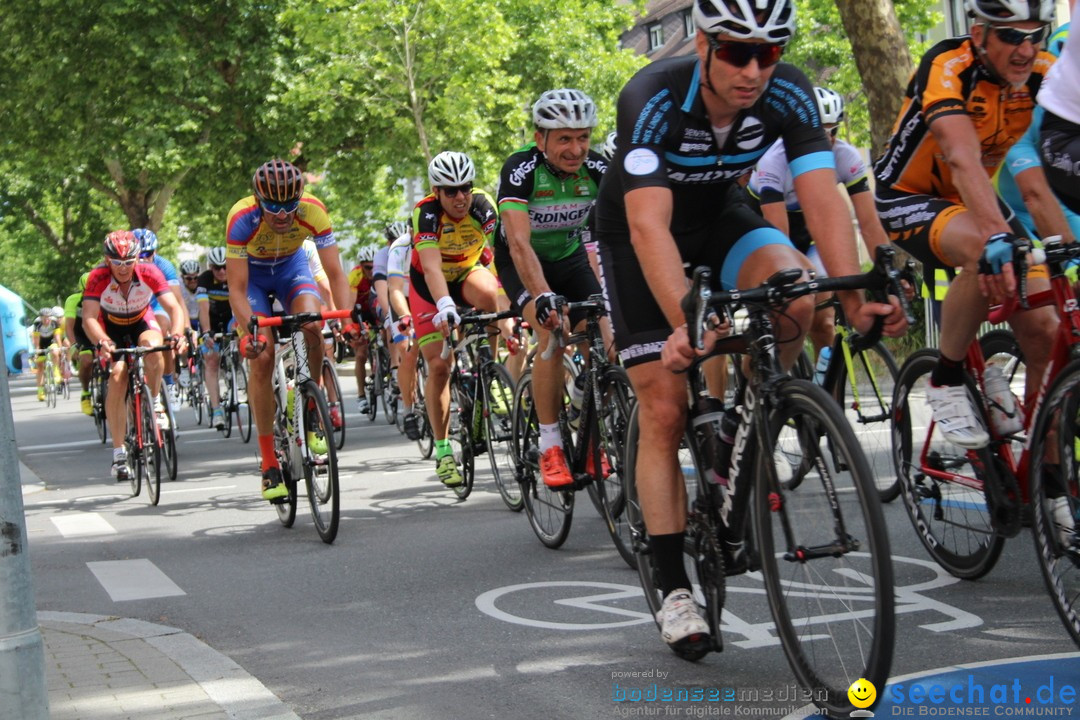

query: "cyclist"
left=62, top=272, right=95, bottom=415
left=31, top=307, right=63, bottom=402
left=995, top=23, right=1078, bottom=244
left=494, top=88, right=609, bottom=488
left=1039, top=4, right=1080, bottom=222
left=196, top=248, right=234, bottom=430
left=410, top=150, right=511, bottom=486
left=178, top=259, right=202, bottom=388
left=874, top=0, right=1058, bottom=449
left=386, top=222, right=424, bottom=439
left=82, top=231, right=188, bottom=480
left=348, top=244, right=378, bottom=413
left=135, top=228, right=190, bottom=423
left=226, top=158, right=351, bottom=503
left=593, top=0, right=906, bottom=657
left=748, top=86, right=892, bottom=354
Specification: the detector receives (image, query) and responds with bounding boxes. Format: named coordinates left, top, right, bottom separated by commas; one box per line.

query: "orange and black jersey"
left=874, top=36, right=1054, bottom=201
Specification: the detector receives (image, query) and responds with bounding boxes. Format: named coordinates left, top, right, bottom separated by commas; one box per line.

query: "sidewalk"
left=20, top=462, right=299, bottom=719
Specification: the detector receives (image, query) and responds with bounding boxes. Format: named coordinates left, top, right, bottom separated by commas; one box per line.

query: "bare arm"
left=226, top=257, right=254, bottom=336
left=850, top=191, right=891, bottom=255
left=1014, top=166, right=1077, bottom=243
left=388, top=276, right=410, bottom=320
left=932, top=114, right=1014, bottom=238
left=503, top=209, right=551, bottom=298
left=374, top=278, right=390, bottom=321
left=316, top=245, right=351, bottom=312
left=760, top=202, right=790, bottom=236
left=81, top=301, right=107, bottom=347
left=169, top=285, right=190, bottom=331
left=418, top=246, right=452, bottom=303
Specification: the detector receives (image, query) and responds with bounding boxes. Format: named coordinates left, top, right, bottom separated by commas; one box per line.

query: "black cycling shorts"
left=597, top=194, right=792, bottom=369
left=1041, top=110, right=1080, bottom=216
left=494, top=242, right=601, bottom=329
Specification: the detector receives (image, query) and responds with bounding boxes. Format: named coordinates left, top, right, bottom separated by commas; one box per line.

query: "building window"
left=684, top=10, right=695, bottom=39
left=648, top=23, right=664, bottom=51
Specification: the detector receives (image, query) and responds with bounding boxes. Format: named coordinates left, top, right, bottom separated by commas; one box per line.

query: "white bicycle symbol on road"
left=475, top=554, right=981, bottom=648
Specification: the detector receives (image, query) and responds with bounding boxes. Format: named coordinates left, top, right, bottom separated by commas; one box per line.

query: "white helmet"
left=51, top=306, right=64, bottom=318
left=814, top=87, right=844, bottom=125
left=532, top=89, right=598, bottom=130
left=692, top=0, right=796, bottom=45
left=601, top=131, right=618, bottom=160
left=206, top=247, right=227, bottom=267
left=964, top=0, right=1054, bottom=22
left=428, top=151, right=475, bottom=187
left=357, top=245, right=376, bottom=263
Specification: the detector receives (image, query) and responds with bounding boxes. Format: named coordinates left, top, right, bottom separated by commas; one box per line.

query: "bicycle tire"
left=322, top=357, right=346, bottom=450
left=892, top=349, right=1005, bottom=579
left=192, top=367, right=205, bottom=425
left=756, top=379, right=894, bottom=715
left=300, top=380, right=340, bottom=544
left=140, top=384, right=162, bottom=506
left=484, top=362, right=521, bottom=511
left=159, top=389, right=178, bottom=482
left=45, top=362, right=57, bottom=408
left=1026, top=358, right=1080, bottom=648
left=450, top=379, right=476, bottom=500
left=514, top=371, right=573, bottom=547
left=382, top=371, right=398, bottom=425
left=595, top=365, right=636, bottom=569
left=93, top=366, right=108, bottom=443
left=415, top=356, right=434, bottom=458
left=126, top=392, right=142, bottom=498
left=234, top=360, right=252, bottom=443
left=274, top=403, right=298, bottom=528
left=833, top=340, right=900, bottom=502
left=220, top=360, right=234, bottom=438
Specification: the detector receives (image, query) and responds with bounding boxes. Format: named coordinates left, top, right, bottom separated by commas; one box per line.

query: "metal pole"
left=0, top=329, right=49, bottom=718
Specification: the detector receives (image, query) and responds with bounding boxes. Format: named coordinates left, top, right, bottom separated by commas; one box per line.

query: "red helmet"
left=252, top=159, right=304, bottom=203
left=103, top=230, right=140, bottom=261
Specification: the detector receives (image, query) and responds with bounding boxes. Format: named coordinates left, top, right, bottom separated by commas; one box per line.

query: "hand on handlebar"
left=97, top=338, right=116, bottom=362
left=533, top=292, right=566, bottom=331
left=977, top=232, right=1028, bottom=303
left=661, top=323, right=723, bottom=373
left=239, top=332, right=267, bottom=359
left=168, top=333, right=189, bottom=355
left=846, top=297, right=908, bottom=339
left=434, top=296, right=460, bottom=336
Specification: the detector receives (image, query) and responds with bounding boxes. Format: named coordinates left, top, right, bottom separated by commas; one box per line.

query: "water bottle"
left=690, top=396, right=727, bottom=484
left=713, top=407, right=739, bottom=484
left=285, top=382, right=295, bottom=431
left=568, top=373, right=586, bottom=430
left=983, top=365, right=1023, bottom=435
left=813, top=346, right=832, bottom=386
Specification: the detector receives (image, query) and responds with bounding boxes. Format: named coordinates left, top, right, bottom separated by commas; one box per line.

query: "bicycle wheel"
left=220, top=362, right=234, bottom=438
left=756, top=379, right=894, bottom=715
left=322, top=357, right=346, bottom=450
left=833, top=340, right=900, bottom=502
left=484, top=362, right=521, bottom=511
left=140, top=384, right=162, bottom=506
left=125, top=392, right=142, bottom=498
left=158, top=389, right=178, bottom=482
left=234, top=360, right=252, bottom=443
left=893, top=349, right=1006, bottom=578
left=415, top=357, right=434, bottom=458
left=514, top=371, right=573, bottom=547
left=300, top=380, right=340, bottom=544
left=382, top=368, right=398, bottom=426
left=92, top=366, right=108, bottom=443
left=595, top=366, right=636, bottom=569
left=191, top=363, right=205, bottom=426
left=273, top=402, right=298, bottom=528
left=1027, top=359, right=1080, bottom=648
left=449, top=378, right=476, bottom=500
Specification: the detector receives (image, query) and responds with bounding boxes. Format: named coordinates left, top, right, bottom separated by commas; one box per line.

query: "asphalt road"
left=12, top=368, right=1079, bottom=720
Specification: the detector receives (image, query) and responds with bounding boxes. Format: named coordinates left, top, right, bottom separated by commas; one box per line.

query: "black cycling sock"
left=930, top=354, right=965, bottom=387
left=651, top=533, right=691, bottom=597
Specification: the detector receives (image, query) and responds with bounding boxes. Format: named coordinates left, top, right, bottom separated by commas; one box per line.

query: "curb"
left=38, top=611, right=300, bottom=720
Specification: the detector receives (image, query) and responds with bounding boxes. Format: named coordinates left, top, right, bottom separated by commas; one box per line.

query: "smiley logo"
left=848, top=678, right=876, bottom=709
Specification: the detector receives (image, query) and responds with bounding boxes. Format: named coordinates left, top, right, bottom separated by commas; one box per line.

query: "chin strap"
left=971, top=27, right=1008, bottom=86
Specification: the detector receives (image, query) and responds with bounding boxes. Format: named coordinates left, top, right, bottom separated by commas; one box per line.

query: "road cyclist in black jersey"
left=494, top=88, right=611, bottom=490
left=593, top=0, right=907, bottom=659
left=196, top=247, right=234, bottom=430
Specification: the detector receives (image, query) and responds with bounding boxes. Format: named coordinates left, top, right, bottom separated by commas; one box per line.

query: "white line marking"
left=50, top=513, right=117, bottom=537
left=20, top=439, right=107, bottom=451
left=87, top=559, right=186, bottom=602
left=160, top=485, right=236, bottom=495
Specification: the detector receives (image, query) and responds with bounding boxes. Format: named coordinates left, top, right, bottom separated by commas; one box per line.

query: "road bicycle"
left=256, top=309, right=350, bottom=544
left=625, top=248, right=905, bottom=716
left=440, top=309, right=517, bottom=502
left=32, top=349, right=59, bottom=408
left=213, top=332, right=252, bottom=443
left=362, top=326, right=395, bottom=424
left=183, top=345, right=208, bottom=426
left=157, top=385, right=179, bottom=482
left=112, top=344, right=172, bottom=505
left=892, top=237, right=1080, bottom=647
left=411, top=353, right=435, bottom=458
left=512, top=296, right=635, bottom=564
left=58, top=346, right=72, bottom=400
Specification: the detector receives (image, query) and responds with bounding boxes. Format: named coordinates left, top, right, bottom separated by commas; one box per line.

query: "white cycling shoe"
left=925, top=382, right=989, bottom=449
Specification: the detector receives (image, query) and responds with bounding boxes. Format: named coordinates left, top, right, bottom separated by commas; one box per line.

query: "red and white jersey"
left=84, top=264, right=170, bottom=325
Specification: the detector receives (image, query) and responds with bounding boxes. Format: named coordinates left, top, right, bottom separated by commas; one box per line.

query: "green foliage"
left=785, top=0, right=940, bottom=148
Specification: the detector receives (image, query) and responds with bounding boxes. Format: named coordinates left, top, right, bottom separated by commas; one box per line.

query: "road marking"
left=50, top=513, right=116, bottom=537
left=87, top=559, right=186, bottom=602
left=19, top=438, right=108, bottom=451
left=161, top=485, right=236, bottom=495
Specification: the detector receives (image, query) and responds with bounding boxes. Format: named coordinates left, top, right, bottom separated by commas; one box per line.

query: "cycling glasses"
left=988, top=24, right=1048, bottom=46
left=109, top=258, right=137, bottom=267
left=211, top=265, right=227, bottom=272
left=826, top=125, right=839, bottom=138
left=182, top=274, right=200, bottom=281
left=260, top=198, right=301, bottom=215
left=439, top=183, right=473, bottom=198
left=706, top=35, right=784, bottom=69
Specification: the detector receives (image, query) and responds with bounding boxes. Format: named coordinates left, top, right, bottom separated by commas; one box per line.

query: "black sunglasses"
left=182, top=274, right=200, bottom=281
left=706, top=35, right=784, bottom=69
left=988, top=24, right=1048, bottom=46
left=439, top=183, right=473, bottom=198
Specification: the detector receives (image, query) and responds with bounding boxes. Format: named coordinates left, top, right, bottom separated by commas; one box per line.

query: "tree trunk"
left=834, top=0, right=914, bottom=157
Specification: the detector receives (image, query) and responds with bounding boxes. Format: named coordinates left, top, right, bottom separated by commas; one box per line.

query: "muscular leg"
left=106, top=359, right=129, bottom=451
left=421, top=341, right=450, bottom=441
